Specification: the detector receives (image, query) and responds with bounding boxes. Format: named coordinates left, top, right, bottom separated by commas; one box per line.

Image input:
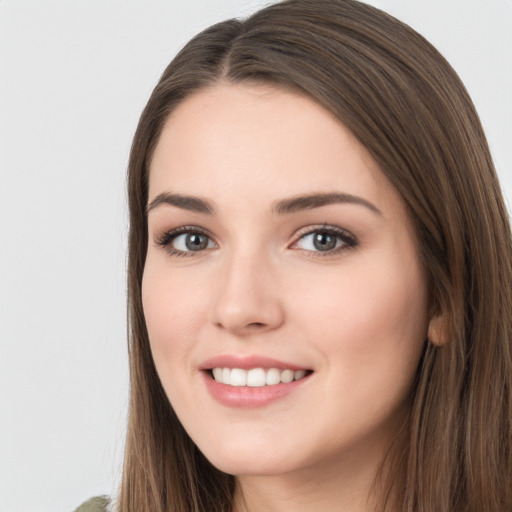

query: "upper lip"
left=200, top=354, right=310, bottom=371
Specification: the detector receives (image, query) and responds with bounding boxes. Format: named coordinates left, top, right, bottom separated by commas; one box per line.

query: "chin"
left=198, top=439, right=299, bottom=477
left=207, top=455, right=294, bottom=477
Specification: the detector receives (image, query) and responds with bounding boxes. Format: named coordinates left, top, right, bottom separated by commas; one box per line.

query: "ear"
left=428, top=312, right=449, bottom=346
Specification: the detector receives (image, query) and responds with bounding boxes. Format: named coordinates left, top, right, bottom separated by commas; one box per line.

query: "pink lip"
left=199, top=354, right=312, bottom=408
left=201, top=371, right=311, bottom=408
left=200, top=354, right=308, bottom=371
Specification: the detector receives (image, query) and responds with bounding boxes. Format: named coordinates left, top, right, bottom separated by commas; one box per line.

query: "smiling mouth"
left=208, top=367, right=313, bottom=387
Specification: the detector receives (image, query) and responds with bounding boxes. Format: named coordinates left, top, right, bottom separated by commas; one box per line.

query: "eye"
left=156, top=227, right=217, bottom=256
left=292, top=226, right=356, bottom=254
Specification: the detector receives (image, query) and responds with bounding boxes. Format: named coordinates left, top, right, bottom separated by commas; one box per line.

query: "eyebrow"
left=146, top=192, right=214, bottom=215
left=146, top=191, right=382, bottom=216
left=273, top=192, right=382, bottom=216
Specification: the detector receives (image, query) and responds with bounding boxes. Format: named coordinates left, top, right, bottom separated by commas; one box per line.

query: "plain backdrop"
left=0, top=1, right=510, bottom=511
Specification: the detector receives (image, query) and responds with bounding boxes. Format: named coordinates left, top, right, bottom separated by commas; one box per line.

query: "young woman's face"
left=143, top=83, right=430, bottom=479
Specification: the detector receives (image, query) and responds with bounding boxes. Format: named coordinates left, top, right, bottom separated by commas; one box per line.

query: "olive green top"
left=73, top=496, right=110, bottom=512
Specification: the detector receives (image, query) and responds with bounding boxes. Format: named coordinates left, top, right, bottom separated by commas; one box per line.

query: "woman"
left=78, top=0, right=512, bottom=510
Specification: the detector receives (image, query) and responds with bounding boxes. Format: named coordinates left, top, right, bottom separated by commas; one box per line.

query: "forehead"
left=148, top=83, right=401, bottom=217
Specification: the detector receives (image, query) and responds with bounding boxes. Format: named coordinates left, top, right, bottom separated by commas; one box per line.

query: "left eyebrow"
left=273, top=192, right=382, bottom=216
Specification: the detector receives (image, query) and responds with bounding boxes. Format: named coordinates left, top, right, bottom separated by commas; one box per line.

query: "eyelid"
left=289, top=224, right=357, bottom=255
left=154, top=225, right=210, bottom=245
left=155, top=225, right=218, bottom=256
left=153, top=223, right=357, bottom=258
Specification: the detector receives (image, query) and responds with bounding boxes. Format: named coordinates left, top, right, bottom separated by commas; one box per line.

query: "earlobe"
left=428, top=313, right=449, bottom=346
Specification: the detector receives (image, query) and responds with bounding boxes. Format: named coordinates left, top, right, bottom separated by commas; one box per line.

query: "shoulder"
left=73, top=496, right=111, bottom=512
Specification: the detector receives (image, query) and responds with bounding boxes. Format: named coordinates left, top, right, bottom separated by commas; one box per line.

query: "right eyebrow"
left=146, top=192, right=215, bottom=215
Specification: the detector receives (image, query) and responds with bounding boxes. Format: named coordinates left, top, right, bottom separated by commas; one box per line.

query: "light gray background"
left=0, top=1, right=510, bottom=511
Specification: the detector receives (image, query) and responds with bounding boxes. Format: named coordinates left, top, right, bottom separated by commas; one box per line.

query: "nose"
left=211, top=250, right=285, bottom=336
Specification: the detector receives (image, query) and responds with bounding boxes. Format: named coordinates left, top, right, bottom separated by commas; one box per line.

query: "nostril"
left=212, top=295, right=285, bottom=334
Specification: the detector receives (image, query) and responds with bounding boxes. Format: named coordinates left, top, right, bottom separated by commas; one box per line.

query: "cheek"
left=295, top=257, right=428, bottom=434
left=291, top=253, right=429, bottom=369
left=141, top=261, right=207, bottom=371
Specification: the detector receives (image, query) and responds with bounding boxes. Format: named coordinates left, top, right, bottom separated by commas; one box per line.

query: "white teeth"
left=266, top=368, right=281, bottom=386
left=211, top=367, right=309, bottom=387
left=247, top=368, right=266, bottom=387
left=222, top=367, right=231, bottom=385
left=280, top=369, right=294, bottom=383
left=230, top=368, right=247, bottom=387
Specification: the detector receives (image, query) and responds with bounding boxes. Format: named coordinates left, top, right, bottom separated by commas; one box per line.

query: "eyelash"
left=155, top=225, right=358, bottom=258
left=291, top=225, right=357, bottom=257
left=155, top=226, right=215, bottom=258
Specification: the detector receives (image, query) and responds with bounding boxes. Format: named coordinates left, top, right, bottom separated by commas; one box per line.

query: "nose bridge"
left=212, top=241, right=283, bottom=334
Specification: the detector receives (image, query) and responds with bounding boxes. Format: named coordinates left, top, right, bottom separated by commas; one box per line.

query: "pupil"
left=313, top=232, right=336, bottom=251
left=186, top=233, right=207, bottom=251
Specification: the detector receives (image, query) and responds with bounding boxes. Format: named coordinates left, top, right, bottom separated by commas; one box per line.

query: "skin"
left=143, top=83, right=432, bottom=511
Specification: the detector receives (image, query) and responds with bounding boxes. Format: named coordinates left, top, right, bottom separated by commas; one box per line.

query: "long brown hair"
left=120, top=1, right=512, bottom=510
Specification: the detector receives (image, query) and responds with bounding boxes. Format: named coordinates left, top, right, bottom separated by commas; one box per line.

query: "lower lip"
left=202, top=371, right=311, bottom=408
